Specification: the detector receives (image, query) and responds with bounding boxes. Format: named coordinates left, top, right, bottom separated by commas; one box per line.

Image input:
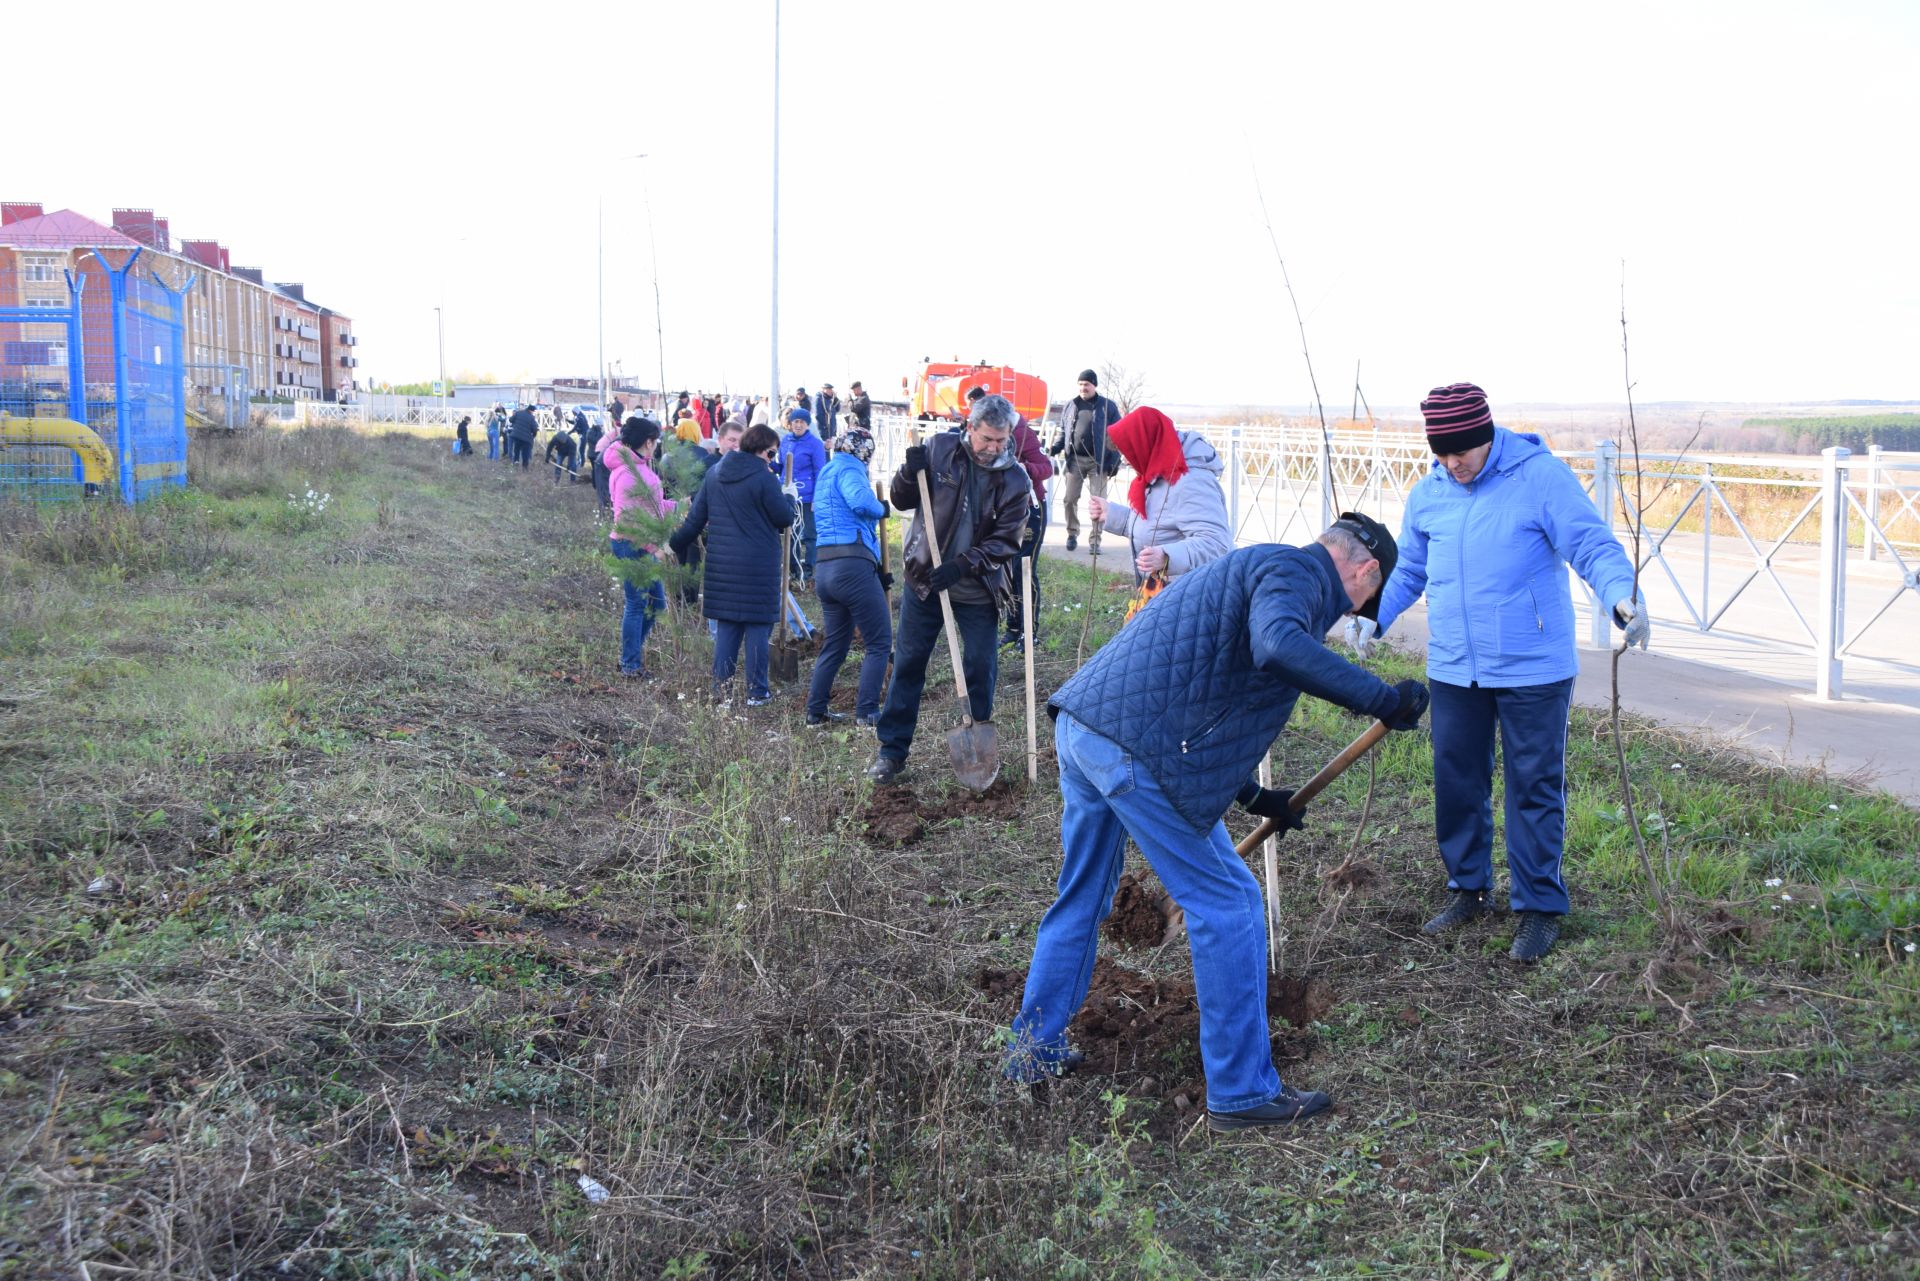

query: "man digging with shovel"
left=1006, top=516, right=1430, bottom=1130
left=864, top=394, right=1031, bottom=786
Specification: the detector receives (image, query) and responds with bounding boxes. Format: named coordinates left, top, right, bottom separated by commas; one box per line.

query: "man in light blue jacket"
left=1364, top=383, right=1649, bottom=961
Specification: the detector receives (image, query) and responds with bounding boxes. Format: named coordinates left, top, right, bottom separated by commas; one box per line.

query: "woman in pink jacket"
left=606, top=416, right=677, bottom=678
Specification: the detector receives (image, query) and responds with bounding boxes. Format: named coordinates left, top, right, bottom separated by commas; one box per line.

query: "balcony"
left=299, top=349, right=319, bottom=364
left=297, top=324, right=320, bottom=341
left=339, top=355, right=358, bottom=368
left=342, top=334, right=356, bottom=346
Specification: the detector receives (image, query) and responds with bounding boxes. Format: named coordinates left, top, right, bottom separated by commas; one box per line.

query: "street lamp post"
left=771, top=0, right=781, bottom=411
left=600, top=154, right=657, bottom=420
left=435, top=305, right=446, bottom=426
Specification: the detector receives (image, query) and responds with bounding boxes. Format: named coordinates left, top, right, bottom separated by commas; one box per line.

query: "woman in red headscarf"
left=1089, top=407, right=1234, bottom=592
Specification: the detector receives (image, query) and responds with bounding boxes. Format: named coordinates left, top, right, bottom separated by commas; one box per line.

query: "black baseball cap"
left=1332, top=511, right=1397, bottom=620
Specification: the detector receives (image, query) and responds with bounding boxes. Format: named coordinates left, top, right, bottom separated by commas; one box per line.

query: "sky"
left=9, top=0, right=1917, bottom=409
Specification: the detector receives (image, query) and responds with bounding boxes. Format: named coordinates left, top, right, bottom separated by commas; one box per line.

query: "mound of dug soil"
left=1104, top=871, right=1172, bottom=949
left=974, top=958, right=1335, bottom=1082
left=923, top=777, right=1025, bottom=821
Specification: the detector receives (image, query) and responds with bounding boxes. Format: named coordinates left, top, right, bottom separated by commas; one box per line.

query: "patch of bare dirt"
left=861, top=787, right=927, bottom=847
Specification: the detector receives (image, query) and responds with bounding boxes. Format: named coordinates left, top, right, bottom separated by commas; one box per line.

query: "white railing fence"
left=872, top=415, right=1919, bottom=701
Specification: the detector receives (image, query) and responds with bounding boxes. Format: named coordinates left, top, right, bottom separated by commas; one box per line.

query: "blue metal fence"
left=0, top=252, right=190, bottom=502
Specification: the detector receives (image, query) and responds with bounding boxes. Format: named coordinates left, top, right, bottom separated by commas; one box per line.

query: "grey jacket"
left=1100, top=431, right=1233, bottom=577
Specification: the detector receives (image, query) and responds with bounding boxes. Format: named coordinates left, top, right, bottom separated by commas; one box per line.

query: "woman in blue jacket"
left=778, top=407, right=829, bottom=587
left=802, top=433, right=894, bottom=726
left=1367, top=383, right=1649, bottom=961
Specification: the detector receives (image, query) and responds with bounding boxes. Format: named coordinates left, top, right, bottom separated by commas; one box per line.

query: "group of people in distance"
left=562, top=373, right=1652, bottom=1135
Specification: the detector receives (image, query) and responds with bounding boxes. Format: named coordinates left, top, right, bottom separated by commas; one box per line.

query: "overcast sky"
left=11, top=0, right=1916, bottom=408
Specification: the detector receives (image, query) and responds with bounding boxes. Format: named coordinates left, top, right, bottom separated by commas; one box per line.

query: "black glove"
left=1387, top=679, right=1430, bottom=731
left=876, top=498, right=891, bottom=518
left=1047, top=439, right=1064, bottom=456
left=903, top=445, right=930, bottom=479
left=1241, top=786, right=1306, bottom=832
left=926, top=560, right=966, bottom=593
left=879, top=571, right=895, bottom=591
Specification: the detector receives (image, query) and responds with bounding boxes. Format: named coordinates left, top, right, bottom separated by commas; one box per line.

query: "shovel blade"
left=947, top=720, right=1000, bottom=792
left=769, top=644, right=801, bottom=683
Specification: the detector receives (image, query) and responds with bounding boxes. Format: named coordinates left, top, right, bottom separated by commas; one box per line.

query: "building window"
left=23, top=255, right=60, bottom=284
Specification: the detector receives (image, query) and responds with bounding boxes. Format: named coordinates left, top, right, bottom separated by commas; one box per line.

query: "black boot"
left=1509, top=911, right=1561, bottom=962
left=1421, top=889, right=1490, bottom=935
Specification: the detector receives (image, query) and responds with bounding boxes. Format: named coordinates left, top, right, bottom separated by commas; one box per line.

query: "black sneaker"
left=1208, top=1083, right=1332, bottom=1131
left=805, top=710, right=848, bottom=727
left=864, top=755, right=906, bottom=784
left=1509, top=911, right=1561, bottom=962
left=1421, top=889, right=1490, bottom=936
left=854, top=712, right=880, bottom=727
left=1065, top=534, right=1078, bottom=552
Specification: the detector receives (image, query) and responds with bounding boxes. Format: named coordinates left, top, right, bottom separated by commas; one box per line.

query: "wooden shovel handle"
left=915, top=467, right=971, bottom=710
left=779, top=453, right=794, bottom=645
left=1233, top=719, right=1391, bottom=858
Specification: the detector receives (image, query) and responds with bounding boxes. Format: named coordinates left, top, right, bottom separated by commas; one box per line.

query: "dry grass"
left=1, top=430, right=1916, bottom=1279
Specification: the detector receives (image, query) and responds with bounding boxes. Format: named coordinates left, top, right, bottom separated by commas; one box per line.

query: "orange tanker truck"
left=907, top=361, right=1049, bottom=427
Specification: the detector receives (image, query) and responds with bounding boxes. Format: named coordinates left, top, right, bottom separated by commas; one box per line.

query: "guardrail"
left=872, top=415, right=1920, bottom=700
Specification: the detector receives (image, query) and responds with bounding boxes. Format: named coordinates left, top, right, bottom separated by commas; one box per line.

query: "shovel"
left=770, top=454, right=804, bottom=682
left=914, top=467, right=999, bottom=791
left=876, top=483, right=895, bottom=690
left=1159, top=718, right=1391, bottom=944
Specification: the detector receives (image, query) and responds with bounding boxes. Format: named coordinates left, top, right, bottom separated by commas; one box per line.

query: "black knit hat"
left=1077, top=368, right=1098, bottom=386
left=1420, top=382, right=1495, bottom=454
left=1332, top=510, right=1397, bottom=621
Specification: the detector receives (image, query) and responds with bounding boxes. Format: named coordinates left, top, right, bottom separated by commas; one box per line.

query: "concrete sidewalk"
left=1036, top=529, right=1920, bottom=804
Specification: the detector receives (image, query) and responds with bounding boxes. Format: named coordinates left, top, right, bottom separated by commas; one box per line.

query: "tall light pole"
left=597, top=199, right=605, bottom=420
left=770, top=0, right=781, bottom=410
left=600, top=153, right=658, bottom=419
left=642, top=172, right=665, bottom=418
left=435, top=305, right=446, bottom=424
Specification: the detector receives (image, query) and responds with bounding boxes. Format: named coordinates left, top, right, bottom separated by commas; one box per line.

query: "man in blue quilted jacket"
left=1008, top=520, right=1430, bottom=1130
left=1356, top=383, right=1647, bottom=963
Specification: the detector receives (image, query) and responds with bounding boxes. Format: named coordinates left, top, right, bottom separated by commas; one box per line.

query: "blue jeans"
left=486, top=425, right=501, bottom=460
left=609, top=539, right=666, bottom=674
left=1430, top=677, right=1575, bottom=915
left=874, top=587, right=997, bottom=761
left=713, top=620, right=772, bottom=700
left=1009, top=714, right=1284, bottom=1112
left=807, top=555, right=893, bottom=719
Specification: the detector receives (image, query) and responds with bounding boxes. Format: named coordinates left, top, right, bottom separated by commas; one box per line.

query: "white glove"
left=1343, top=615, right=1379, bottom=658
left=782, top=483, right=800, bottom=502
left=1614, top=596, right=1651, bottom=650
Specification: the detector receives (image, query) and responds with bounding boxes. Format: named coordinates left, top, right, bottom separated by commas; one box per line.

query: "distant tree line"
left=1742, top=414, right=1920, bottom=454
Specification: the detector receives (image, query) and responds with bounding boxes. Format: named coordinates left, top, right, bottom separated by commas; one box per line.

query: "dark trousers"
left=1002, top=504, right=1046, bottom=640
left=875, top=588, right=998, bottom=761
left=1429, top=677, right=1576, bottom=915
left=594, top=457, right=612, bottom=508
left=807, top=555, right=894, bottom=719
left=511, top=438, right=533, bottom=467
left=713, top=620, right=773, bottom=701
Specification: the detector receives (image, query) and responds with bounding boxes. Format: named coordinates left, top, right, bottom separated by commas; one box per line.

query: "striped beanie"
left=1420, top=382, right=1495, bottom=454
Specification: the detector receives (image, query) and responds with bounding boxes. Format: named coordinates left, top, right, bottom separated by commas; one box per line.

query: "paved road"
left=1036, top=523, right=1920, bottom=804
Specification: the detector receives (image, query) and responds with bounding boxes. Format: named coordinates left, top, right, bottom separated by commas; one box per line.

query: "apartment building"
left=0, top=202, right=357, bottom=403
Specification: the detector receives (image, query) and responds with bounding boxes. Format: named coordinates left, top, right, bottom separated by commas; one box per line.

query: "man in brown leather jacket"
left=865, top=394, right=1032, bottom=782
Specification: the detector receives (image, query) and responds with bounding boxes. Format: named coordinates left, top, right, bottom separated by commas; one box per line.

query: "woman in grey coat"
left=1089, top=406, right=1234, bottom=583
